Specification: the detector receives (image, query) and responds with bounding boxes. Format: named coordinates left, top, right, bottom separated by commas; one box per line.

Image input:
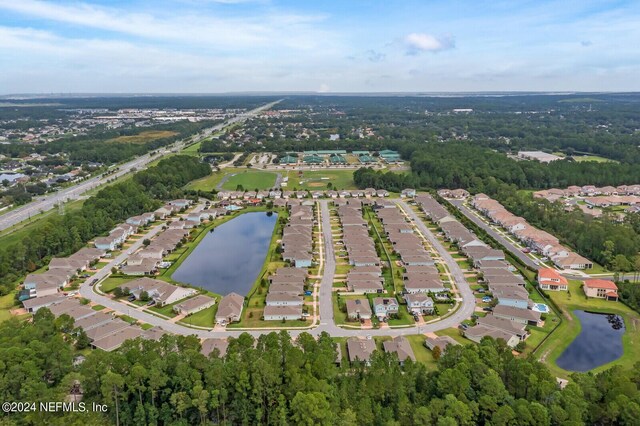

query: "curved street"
left=80, top=198, right=475, bottom=339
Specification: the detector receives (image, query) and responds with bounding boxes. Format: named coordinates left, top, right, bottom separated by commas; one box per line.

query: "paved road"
left=395, top=200, right=476, bottom=325
left=0, top=100, right=281, bottom=232
left=80, top=199, right=476, bottom=338
left=447, top=199, right=624, bottom=281
left=448, top=199, right=542, bottom=271
left=317, top=201, right=336, bottom=329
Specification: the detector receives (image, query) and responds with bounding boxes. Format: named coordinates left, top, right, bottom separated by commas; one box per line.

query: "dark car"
left=482, top=307, right=493, bottom=312
left=127, top=295, right=136, bottom=302
left=147, top=300, right=156, bottom=306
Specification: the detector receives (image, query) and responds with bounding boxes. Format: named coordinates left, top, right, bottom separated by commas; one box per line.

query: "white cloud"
left=0, top=0, right=332, bottom=51
left=403, top=33, right=455, bottom=55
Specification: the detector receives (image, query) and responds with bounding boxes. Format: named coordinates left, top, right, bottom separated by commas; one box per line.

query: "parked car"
left=127, top=295, right=136, bottom=302
left=458, top=323, right=469, bottom=330
left=146, top=300, right=155, bottom=306
left=477, top=288, right=486, bottom=293
left=482, top=296, right=492, bottom=303
left=482, top=307, right=493, bottom=312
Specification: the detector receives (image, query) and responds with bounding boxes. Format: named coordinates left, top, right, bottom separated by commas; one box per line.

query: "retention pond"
left=556, top=310, right=625, bottom=372
left=172, top=211, right=277, bottom=296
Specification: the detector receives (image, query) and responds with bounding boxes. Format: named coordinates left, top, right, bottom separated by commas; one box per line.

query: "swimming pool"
left=224, top=205, right=242, bottom=211
left=532, top=303, right=549, bottom=313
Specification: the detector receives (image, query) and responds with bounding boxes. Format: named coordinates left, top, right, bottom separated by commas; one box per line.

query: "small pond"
left=556, top=310, right=625, bottom=372
left=172, top=212, right=277, bottom=296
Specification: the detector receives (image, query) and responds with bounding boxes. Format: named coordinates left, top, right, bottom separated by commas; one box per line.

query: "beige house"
left=583, top=279, right=618, bottom=301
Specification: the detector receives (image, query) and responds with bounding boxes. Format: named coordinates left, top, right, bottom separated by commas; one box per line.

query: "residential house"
left=201, top=338, right=229, bottom=357
left=373, top=297, right=399, bottom=320
left=22, top=293, right=66, bottom=313
left=265, top=292, right=303, bottom=306
left=263, top=305, right=303, bottom=321
left=345, top=299, right=372, bottom=320
left=404, top=293, right=434, bottom=315
left=425, top=336, right=460, bottom=352
left=493, top=305, right=542, bottom=326
left=346, top=337, right=376, bottom=365
left=583, top=279, right=619, bottom=301
left=382, top=336, right=416, bottom=365
left=173, top=295, right=216, bottom=315
left=215, top=292, right=244, bottom=325
left=464, top=325, right=520, bottom=348
left=537, top=268, right=568, bottom=291
left=121, top=277, right=196, bottom=306
left=92, top=327, right=144, bottom=352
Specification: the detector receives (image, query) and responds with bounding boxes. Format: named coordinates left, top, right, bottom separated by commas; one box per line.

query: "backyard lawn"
left=404, top=334, right=438, bottom=369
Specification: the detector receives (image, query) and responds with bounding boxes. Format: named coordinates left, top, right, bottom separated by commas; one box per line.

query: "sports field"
left=221, top=170, right=277, bottom=190
left=286, top=169, right=356, bottom=190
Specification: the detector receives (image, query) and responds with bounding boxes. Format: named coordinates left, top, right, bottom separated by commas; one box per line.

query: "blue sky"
left=0, top=0, right=638, bottom=93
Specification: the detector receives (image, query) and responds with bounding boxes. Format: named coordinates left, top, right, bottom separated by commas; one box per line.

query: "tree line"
left=2, top=311, right=639, bottom=425
left=352, top=142, right=640, bottom=272
left=0, top=155, right=210, bottom=295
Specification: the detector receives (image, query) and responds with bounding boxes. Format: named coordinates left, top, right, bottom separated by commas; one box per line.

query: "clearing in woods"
left=108, top=130, right=178, bottom=144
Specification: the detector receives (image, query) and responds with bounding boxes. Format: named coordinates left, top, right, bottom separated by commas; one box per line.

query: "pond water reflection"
left=172, top=212, right=277, bottom=296
left=556, top=310, right=625, bottom=372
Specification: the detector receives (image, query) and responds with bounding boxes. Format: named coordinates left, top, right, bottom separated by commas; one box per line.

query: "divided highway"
left=0, top=100, right=281, bottom=232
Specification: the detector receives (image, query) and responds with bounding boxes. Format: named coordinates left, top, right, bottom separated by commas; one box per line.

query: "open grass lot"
left=108, top=130, right=178, bottom=144
left=286, top=169, right=356, bottom=190
left=536, top=279, right=640, bottom=378
left=178, top=305, right=218, bottom=327
left=0, top=292, right=18, bottom=322
left=221, top=170, right=277, bottom=191
left=183, top=167, right=242, bottom=191
left=100, top=276, right=135, bottom=293
left=572, top=155, right=617, bottom=163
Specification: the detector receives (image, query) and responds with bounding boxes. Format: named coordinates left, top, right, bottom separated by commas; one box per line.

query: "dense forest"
left=2, top=311, right=639, bottom=425
left=0, top=156, right=210, bottom=294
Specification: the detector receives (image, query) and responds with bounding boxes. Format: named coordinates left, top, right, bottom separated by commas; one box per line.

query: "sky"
left=0, top=0, right=639, bottom=94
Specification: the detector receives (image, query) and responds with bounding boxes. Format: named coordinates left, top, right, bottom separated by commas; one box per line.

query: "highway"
left=80, top=199, right=476, bottom=339
left=0, top=100, right=281, bottom=232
